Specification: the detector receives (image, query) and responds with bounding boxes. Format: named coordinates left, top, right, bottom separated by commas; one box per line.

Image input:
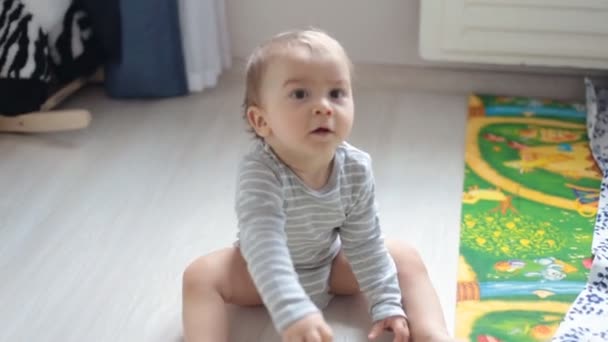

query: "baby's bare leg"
left=329, top=240, right=453, bottom=341
left=182, top=247, right=262, bottom=342
left=384, top=240, right=452, bottom=341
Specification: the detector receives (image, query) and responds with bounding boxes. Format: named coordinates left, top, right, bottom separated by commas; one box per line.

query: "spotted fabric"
left=552, top=79, right=608, bottom=341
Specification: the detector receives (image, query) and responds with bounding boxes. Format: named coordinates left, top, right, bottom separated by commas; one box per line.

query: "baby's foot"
left=419, top=333, right=463, bottom=342
left=430, top=338, right=463, bottom=342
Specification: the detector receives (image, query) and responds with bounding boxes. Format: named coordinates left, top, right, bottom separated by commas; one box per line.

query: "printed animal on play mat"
left=517, top=127, right=583, bottom=143
left=524, top=257, right=578, bottom=281
left=462, top=186, right=518, bottom=215
left=503, top=143, right=601, bottom=179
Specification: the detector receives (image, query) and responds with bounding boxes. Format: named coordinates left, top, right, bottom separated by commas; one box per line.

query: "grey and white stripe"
left=235, top=140, right=405, bottom=332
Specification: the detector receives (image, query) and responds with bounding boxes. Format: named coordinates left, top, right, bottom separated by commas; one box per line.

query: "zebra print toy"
left=0, top=0, right=99, bottom=119
left=0, top=0, right=50, bottom=116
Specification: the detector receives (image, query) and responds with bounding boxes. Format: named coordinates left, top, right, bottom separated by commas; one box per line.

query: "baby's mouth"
left=311, top=127, right=333, bottom=134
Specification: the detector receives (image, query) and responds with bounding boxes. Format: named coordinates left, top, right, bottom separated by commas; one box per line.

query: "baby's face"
left=257, top=46, right=354, bottom=158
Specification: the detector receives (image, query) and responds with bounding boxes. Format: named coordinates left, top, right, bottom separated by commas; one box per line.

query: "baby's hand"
left=368, top=316, right=409, bottom=342
left=282, top=312, right=333, bottom=342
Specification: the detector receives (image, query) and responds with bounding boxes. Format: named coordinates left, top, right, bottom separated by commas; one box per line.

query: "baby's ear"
left=247, top=106, right=270, bottom=137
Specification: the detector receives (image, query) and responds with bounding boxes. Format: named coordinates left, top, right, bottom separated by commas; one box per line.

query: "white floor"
left=1, top=67, right=536, bottom=341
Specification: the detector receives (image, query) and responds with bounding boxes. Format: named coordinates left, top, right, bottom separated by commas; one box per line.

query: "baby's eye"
left=289, top=89, right=309, bottom=100
left=329, top=88, right=346, bottom=99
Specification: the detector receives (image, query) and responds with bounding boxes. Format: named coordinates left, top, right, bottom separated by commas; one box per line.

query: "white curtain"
left=178, top=0, right=231, bottom=93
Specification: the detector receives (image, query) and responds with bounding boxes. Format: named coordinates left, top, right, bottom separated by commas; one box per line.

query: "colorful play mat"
left=455, top=94, right=597, bottom=341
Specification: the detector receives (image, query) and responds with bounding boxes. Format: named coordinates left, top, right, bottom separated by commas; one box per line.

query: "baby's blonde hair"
left=242, top=29, right=353, bottom=135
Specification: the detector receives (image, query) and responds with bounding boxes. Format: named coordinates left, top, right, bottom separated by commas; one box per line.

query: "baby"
left=182, top=29, right=456, bottom=342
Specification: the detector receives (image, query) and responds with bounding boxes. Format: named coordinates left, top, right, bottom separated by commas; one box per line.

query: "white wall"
left=225, top=0, right=605, bottom=76
left=226, top=0, right=426, bottom=66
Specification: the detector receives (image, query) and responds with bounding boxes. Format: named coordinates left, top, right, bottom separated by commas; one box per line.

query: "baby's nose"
left=314, top=102, right=333, bottom=116
left=314, top=108, right=332, bottom=116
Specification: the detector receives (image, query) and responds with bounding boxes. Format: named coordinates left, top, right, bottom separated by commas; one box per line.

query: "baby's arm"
left=235, top=158, right=320, bottom=332
left=340, top=158, right=406, bottom=322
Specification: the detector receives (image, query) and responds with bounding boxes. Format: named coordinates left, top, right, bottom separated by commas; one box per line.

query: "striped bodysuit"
left=235, top=140, right=405, bottom=331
